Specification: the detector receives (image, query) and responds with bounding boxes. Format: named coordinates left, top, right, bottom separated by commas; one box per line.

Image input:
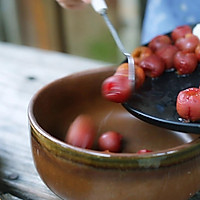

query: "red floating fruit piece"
left=65, top=114, right=96, bottom=149
left=98, top=131, right=123, bottom=153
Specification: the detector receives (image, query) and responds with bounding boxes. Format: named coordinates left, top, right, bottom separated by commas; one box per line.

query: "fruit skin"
left=98, top=131, right=123, bottom=153
left=155, top=44, right=178, bottom=70
left=101, top=74, right=132, bottom=103
left=195, top=43, right=200, bottom=61
left=115, top=63, right=145, bottom=90
left=176, top=88, right=200, bottom=122
left=174, top=51, right=198, bottom=75
left=114, top=63, right=129, bottom=77
left=139, top=54, right=165, bottom=78
left=135, top=65, right=146, bottom=89
left=175, top=33, right=199, bottom=53
left=65, top=114, right=96, bottom=149
left=171, top=25, right=192, bottom=41
left=148, top=35, right=172, bottom=52
left=131, top=46, right=153, bottom=65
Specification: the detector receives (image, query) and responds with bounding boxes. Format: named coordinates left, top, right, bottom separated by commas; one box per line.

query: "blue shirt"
left=141, top=0, right=200, bottom=44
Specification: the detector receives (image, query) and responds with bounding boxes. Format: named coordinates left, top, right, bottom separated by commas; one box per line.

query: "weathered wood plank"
left=0, top=42, right=109, bottom=200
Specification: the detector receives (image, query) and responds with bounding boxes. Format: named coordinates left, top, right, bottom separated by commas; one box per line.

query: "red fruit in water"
left=176, top=88, right=200, bottom=122
left=171, top=25, right=192, bottom=41
left=65, top=114, right=96, bottom=149
left=137, top=149, right=152, bottom=154
left=98, top=131, right=123, bottom=153
left=175, top=33, right=199, bottom=53
left=139, top=54, right=165, bottom=77
left=174, top=51, right=198, bottom=75
left=148, top=35, right=172, bottom=52
left=155, top=44, right=178, bottom=70
left=101, top=74, right=132, bottom=103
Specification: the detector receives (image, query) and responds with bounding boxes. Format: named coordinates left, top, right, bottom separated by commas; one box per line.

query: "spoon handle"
left=91, top=0, right=107, bottom=14
left=91, top=0, right=135, bottom=83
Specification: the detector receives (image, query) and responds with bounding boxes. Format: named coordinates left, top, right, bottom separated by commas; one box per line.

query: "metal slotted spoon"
left=91, top=0, right=135, bottom=84
left=91, top=2, right=200, bottom=134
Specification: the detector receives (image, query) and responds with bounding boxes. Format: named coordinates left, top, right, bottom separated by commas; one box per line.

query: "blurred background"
left=0, top=0, right=147, bottom=63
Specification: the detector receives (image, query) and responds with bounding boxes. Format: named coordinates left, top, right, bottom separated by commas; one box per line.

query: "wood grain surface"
left=0, top=42, right=109, bottom=200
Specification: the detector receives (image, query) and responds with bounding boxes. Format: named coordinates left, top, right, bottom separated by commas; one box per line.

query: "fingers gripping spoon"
left=91, top=0, right=135, bottom=84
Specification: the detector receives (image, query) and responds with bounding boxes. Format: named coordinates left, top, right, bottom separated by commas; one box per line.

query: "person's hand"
left=56, top=0, right=91, bottom=9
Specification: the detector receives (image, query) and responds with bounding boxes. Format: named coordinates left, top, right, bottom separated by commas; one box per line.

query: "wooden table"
left=0, top=42, right=110, bottom=200
left=0, top=42, right=200, bottom=200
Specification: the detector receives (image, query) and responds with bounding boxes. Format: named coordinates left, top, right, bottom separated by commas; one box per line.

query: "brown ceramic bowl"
left=28, top=66, right=200, bottom=200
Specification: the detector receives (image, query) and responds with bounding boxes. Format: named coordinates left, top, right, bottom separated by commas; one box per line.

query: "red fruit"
left=98, top=131, right=123, bottom=153
left=176, top=88, right=200, bottom=122
left=195, top=43, right=200, bottom=61
left=101, top=74, right=133, bottom=103
left=148, top=35, right=172, bottom=52
left=115, top=63, right=129, bottom=77
left=175, top=33, right=199, bottom=53
left=135, top=65, right=146, bottom=89
left=171, top=25, right=192, bottom=41
left=155, top=44, right=178, bottom=70
left=115, top=63, right=145, bottom=90
left=131, top=46, right=153, bottom=65
left=137, top=149, right=152, bottom=154
left=65, top=114, right=96, bottom=149
left=174, top=51, right=198, bottom=75
left=139, top=54, right=165, bottom=78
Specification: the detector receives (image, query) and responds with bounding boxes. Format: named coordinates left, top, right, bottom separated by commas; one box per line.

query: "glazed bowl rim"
left=28, top=67, right=200, bottom=169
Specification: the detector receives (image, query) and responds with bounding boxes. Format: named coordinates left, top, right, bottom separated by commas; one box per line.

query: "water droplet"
left=178, top=117, right=190, bottom=123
